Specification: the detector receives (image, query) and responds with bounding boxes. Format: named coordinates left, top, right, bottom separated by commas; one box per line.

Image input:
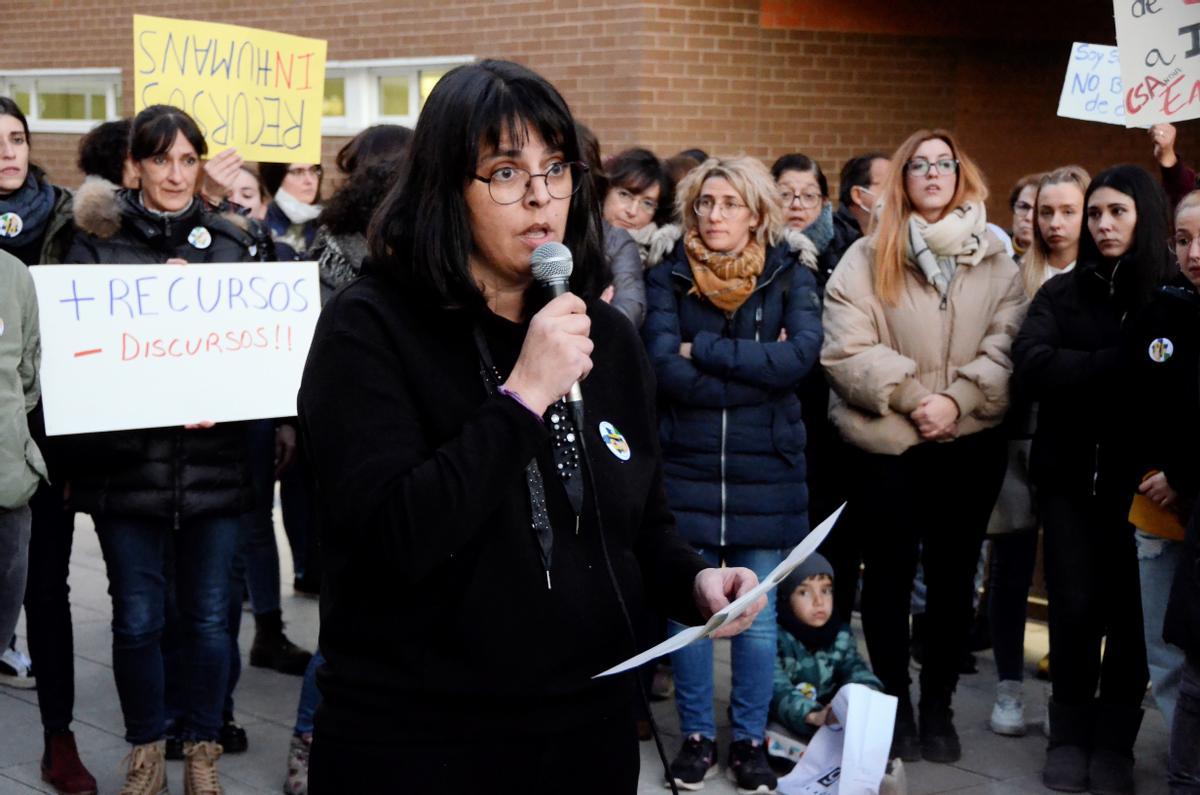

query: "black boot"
left=1043, top=700, right=1091, bottom=793
left=1088, top=703, right=1143, bottom=795
left=249, top=610, right=312, bottom=675
left=918, top=689, right=961, bottom=764
left=890, top=696, right=921, bottom=762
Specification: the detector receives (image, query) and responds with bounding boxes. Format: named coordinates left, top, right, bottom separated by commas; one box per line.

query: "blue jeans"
left=1137, top=530, right=1186, bottom=728
left=96, top=515, right=241, bottom=744
left=294, top=648, right=323, bottom=736
left=1170, top=655, right=1200, bottom=794
left=669, top=546, right=783, bottom=743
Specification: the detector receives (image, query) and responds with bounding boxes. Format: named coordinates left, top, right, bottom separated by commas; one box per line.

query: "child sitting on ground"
left=771, top=553, right=882, bottom=739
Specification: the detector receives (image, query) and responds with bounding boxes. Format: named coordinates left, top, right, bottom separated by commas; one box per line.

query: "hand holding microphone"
left=502, top=243, right=592, bottom=418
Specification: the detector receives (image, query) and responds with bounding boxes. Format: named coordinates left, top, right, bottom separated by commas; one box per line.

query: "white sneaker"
left=0, top=647, right=36, bottom=689
left=989, top=679, right=1026, bottom=736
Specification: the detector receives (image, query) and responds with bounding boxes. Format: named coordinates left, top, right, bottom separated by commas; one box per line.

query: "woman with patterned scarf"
left=821, top=129, right=1026, bottom=765
left=642, top=155, right=823, bottom=794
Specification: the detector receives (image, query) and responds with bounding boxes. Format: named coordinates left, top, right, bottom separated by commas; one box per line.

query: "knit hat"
left=778, top=552, right=834, bottom=600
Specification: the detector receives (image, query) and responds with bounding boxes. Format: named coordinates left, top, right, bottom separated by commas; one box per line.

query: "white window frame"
left=0, top=68, right=122, bottom=134
left=322, top=56, right=473, bottom=136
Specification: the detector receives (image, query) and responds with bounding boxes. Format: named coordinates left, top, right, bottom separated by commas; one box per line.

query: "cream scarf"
left=906, top=202, right=988, bottom=299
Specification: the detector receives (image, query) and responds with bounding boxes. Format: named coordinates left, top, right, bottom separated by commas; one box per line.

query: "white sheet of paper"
left=594, top=503, right=845, bottom=678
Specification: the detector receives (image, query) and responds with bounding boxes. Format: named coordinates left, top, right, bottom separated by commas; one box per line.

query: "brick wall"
left=5, top=0, right=1199, bottom=227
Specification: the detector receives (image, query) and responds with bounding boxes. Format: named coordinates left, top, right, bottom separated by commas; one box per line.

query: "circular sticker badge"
left=598, top=421, right=631, bottom=462
left=187, top=226, right=212, bottom=250
left=0, top=212, right=23, bottom=238
left=1148, top=337, right=1174, bottom=363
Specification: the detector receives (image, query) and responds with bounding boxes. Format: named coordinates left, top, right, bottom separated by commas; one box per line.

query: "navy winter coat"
left=643, top=238, right=823, bottom=549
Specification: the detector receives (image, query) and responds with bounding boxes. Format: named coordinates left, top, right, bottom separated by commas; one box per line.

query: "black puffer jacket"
left=61, top=182, right=254, bottom=522
left=1012, top=257, right=1139, bottom=498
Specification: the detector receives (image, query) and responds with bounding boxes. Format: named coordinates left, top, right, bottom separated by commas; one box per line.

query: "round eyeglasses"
left=473, top=161, right=588, bottom=205
left=693, top=197, right=749, bottom=219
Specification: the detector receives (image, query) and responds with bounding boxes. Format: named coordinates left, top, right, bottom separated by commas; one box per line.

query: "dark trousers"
left=1041, top=493, right=1148, bottom=707
left=309, top=713, right=639, bottom=794
left=811, top=431, right=857, bottom=625
left=988, top=529, right=1039, bottom=681
left=1170, top=654, right=1200, bottom=793
left=855, top=430, right=1006, bottom=704
left=22, top=482, right=77, bottom=733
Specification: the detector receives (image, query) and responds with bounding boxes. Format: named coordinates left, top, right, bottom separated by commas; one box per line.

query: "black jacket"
left=826, top=205, right=864, bottom=282
left=1012, top=257, right=1139, bottom=498
left=298, top=270, right=706, bottom=741
left=1130, top=277, right=1200, bottom=502
left=60, top=183, right=254, bottom=521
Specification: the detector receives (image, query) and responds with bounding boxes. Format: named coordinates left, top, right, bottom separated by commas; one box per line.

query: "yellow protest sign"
left=134, top=15, right=326, bottom=164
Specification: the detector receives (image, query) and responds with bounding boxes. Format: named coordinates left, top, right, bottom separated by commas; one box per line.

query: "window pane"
left=13, top=91, right=31, bottom=115
left=323, top=76, right=345, bottom=117
left=419, top=70, right=447, bottom=109
left=37, top=89, right=106, bottom=120
left=379, top=75, right=409, bottom=116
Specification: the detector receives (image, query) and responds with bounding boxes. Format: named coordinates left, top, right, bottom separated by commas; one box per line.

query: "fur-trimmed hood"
left=72, top=177, right=123, bottom=240
left=642, top=222, right=819, bottom=274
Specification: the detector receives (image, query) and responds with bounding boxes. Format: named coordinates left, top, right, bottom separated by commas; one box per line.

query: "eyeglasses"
left=906, top=158, right=958, bottom=177
left=472, top=161, right=587, bottom=206
left=1013, top=200, right=1035, bottom=216
left=693, top=197, right=749, bottom=219
left=286, top=165, right=323, bottom=179
left=614, top=187, right=658, bottom=215
left=778, top=189, right=823, bottom=210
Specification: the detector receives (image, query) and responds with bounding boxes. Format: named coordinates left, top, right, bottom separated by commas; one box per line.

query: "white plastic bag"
left=777, top=684, right=897, bottom=795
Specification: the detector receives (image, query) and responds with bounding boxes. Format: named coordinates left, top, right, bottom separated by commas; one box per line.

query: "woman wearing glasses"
left=601, top=147, right=683, bottom=265
left=772, top=153, right=848, bottom=285
left=259, top=161, right=323, bottom=262
left=298, top=61, right=766, bottom=794
left=642, top=155, right=823, bottom=793
left=822, top=129, right=1025, bottom=764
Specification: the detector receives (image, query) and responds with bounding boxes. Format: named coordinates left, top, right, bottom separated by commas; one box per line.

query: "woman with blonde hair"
left=1018, top=166, right=1091, bottom=297
left=822, top=129, right=1025, bottom=764
left=643, top=155, right=823, bottom=793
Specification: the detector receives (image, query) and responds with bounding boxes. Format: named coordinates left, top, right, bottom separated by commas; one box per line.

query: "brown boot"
left=118, top=741, right=167, bottom=795
left=183, top=740, right=224, bottom=795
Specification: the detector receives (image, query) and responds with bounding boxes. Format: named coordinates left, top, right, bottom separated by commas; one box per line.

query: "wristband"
left=497, top=385, right=544, bottom=420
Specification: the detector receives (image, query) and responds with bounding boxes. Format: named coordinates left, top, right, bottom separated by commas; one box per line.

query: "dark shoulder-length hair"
left=1078, top=164, right=1173, bottom=311
left=604, top=147, right=675, bottom=227
left=0, top=96, right=45, bottom=183
left=129, top=104, right=207, bottom=162
left=368, top=59, right=606, bottom=311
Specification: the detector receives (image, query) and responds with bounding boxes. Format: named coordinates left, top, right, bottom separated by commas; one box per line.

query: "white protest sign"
left=594, top=503, right=845, bottom=678
left=30, top=262, right=319, bottom=435
left=1058, top=43, right=1127, bottom=125
left=1114, top=0, right=1200, bottom=126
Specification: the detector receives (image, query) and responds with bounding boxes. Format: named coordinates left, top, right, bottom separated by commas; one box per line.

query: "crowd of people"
left=0, top=57, right=1197, bottom=795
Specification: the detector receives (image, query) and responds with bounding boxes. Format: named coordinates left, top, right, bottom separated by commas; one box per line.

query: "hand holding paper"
left=594, top=503, right=846, bottom=678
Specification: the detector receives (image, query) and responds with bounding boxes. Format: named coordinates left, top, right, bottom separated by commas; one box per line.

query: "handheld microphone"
left=530, top=241, right=585, bottom=428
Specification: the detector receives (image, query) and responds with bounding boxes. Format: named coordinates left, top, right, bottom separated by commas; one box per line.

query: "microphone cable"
left=577, top=427, right=682, bottom=795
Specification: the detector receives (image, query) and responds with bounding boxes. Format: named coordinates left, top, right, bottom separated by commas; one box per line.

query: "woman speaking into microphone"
left=299, top=60, right=765, bottom=793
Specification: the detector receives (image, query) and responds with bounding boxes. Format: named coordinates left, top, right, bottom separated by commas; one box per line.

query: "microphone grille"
left=530, top=242, right=574, bottom=283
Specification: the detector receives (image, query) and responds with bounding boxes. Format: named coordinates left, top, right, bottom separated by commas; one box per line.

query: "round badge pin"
left=598, top=421, right=631, bottom=462
left=0, top=212, right=23, bottom=238
left=1148, top=337, right=1174, bottom=363
left=187, top=226, right=212, bottom=250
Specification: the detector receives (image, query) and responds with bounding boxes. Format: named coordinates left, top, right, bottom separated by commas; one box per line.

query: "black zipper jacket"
left=1012, top=257, right=1139, bottom=499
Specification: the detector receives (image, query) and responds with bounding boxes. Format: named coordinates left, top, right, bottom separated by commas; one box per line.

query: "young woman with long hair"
left=822, top=128, right=1025, bottom=764
left=1013, top=164, right=1172, bottom=793
left=986, top=165, right=1089, bottom=737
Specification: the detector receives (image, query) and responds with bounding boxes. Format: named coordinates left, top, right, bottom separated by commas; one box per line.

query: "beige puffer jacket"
left=821, top=230, right=1027, bottom=456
